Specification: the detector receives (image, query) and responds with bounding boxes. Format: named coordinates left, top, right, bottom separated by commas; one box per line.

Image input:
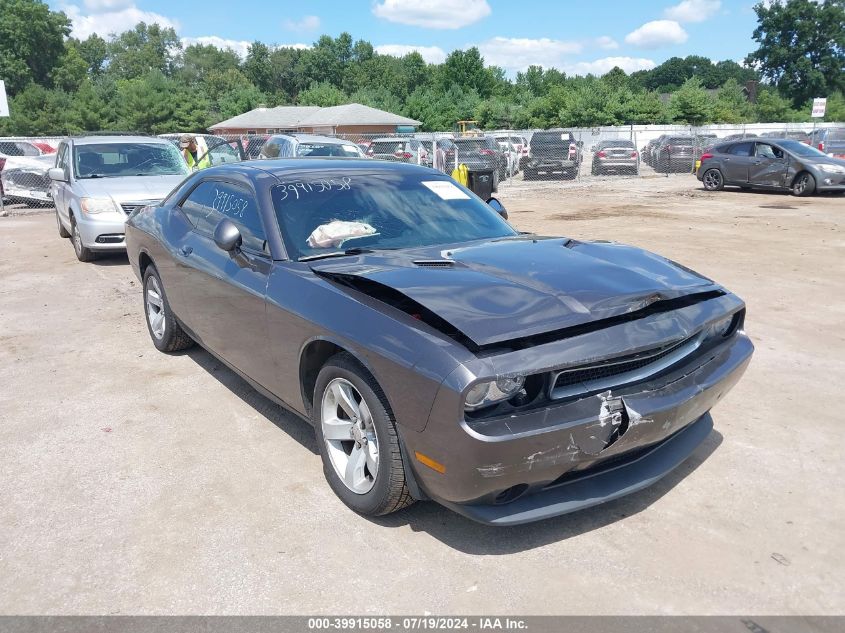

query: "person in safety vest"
left=180, top=134, right=211, bottom=171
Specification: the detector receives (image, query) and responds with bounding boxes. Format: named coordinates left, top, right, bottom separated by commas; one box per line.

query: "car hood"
left=2, top=154, right=54, bottom=172
left=75, top=174, right=186, bottom=203
left=311, top=237, right=720, bottom=348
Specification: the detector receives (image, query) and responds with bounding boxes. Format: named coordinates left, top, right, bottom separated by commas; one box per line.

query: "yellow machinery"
left=455, top=120, right=482, bottom=137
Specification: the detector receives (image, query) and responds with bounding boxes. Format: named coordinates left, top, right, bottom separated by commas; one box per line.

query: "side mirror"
left=486, top=197, right=508, bottom=220
left=213, top=218, right=242, bottom=252
left=48, top=167, right=67, bottom=182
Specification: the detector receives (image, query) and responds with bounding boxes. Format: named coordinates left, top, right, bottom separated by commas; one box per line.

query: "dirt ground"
left=0, top=174, right=843, bottom=615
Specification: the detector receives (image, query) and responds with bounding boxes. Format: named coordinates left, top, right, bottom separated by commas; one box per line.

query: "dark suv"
left=524, top=130, right=582, bottom=180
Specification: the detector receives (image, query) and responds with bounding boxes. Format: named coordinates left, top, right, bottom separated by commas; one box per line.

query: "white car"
left=496, top=139, right=521, bottom=176
left=50, top=135, right=190, bottom=262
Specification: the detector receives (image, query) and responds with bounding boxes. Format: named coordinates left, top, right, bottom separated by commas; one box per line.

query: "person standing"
left=180, top=134, right=211, bottom=171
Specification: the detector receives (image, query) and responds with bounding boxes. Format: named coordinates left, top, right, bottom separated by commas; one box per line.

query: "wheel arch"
left=299, top=337, right=390, bottom=419
left=137, top=250, right=154, bottom=278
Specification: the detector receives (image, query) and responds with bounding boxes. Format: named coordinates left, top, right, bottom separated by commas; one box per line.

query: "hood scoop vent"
left=412, top=259, right=455, bottom=268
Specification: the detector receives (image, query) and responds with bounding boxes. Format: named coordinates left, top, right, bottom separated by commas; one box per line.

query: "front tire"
left=56, top=210, right=70, bottom=238
left=313, top=353, right=414, bottom=517
left=702, top=168, right=724, bottom=191
left=142, top=265, right=194, bottom=352
left=70, top=216, right=95, bottom=262
left=792, top=172, right=816, bottom=197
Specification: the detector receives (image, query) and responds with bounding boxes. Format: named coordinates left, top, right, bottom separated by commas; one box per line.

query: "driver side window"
left=755, top=143, right=782, bottom=159
left=180, top=180, right=268, bottom=254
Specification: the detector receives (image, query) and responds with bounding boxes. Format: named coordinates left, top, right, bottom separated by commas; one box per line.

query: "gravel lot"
left=0, top=174, right=843, bottom=615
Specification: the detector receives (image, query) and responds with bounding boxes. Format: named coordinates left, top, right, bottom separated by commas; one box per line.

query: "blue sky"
left=53, top=0, right=763, bottom=76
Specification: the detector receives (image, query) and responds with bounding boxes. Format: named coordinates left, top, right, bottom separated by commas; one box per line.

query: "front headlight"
left=704, top=313, right=738, bottom=342
left=465, top=375, right=526, bottom=411
left=817, top=163, right=845, bottom=174
left=80, top=197, right=120, bottom=215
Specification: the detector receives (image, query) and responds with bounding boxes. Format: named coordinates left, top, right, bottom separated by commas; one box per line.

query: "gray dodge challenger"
left=126, top=159, right=753, bottom=525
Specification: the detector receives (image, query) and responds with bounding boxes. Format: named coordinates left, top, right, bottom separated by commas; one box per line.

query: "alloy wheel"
left=145, top=276, right=166, bottom=340
left=703, top=170, right=722, bottom=190
left=794, top=175, right=807, bottom=194
left=321, top=377, right=379, bottom=494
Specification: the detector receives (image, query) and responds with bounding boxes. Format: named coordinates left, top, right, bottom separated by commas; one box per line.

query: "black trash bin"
left=467, top=168, right=495, bottom=200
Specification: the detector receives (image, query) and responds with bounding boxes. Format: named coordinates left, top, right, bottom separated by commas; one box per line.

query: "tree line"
left=0, top=0, right=842, bottom=136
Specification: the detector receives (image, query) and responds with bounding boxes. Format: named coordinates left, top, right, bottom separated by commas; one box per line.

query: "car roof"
left=206, top=157, right=440, bottom=180
left=70, top=135, right=170, bottom=146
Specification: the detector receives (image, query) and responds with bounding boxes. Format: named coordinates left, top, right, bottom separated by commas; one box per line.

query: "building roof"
left=209, top=106, right=321, bottom=131
left=298, top=103, right=421, bottom=127
left=210, top=103, right=420, bottom=130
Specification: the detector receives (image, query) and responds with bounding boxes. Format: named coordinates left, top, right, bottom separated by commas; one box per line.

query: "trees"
left=669, top=78, right=715, bottom=125
left=746, top=0, right=845, bottom=106
left=0, top=0, right=71, bottom=95
left=106, top=22, right=182, bottom=80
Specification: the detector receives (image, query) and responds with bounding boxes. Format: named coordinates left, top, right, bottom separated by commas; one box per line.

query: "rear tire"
left=792, top=172, right=816, bottom=197
left=70, top=216, right=95, bottom=262
left=56, top=210, right=70, bottom=238
left=702, top=168, right=724, bottom=191
left=313, top=353, right=414, bottom=517
left=142, top=265, right=194, bottom=352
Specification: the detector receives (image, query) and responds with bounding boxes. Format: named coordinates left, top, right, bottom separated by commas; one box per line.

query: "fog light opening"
left=494, top=483, right=529, bottom=505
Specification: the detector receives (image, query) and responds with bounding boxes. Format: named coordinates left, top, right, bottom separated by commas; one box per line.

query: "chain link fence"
left=2, top=123, right=841, bottom=212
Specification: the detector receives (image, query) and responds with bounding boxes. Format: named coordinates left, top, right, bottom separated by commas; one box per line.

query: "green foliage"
left=746, top=0, right=845, bottom=106
left=754, top=88, right=804, bottom=122
left=106, top=22, right=182, bottom=80
left=1, top=9, right=841, bottom=136
left=0, top=0, right=71, bottom=95
left=297, top=82, right=348, bottom=107
left=669, top=78, right=715, bottom=125
left=711, top=78, right=756, bottom=123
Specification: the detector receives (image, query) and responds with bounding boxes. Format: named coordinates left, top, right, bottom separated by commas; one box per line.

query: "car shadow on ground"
left=91, top=252, right=130, bottom=266
left=172, top=343, right=724, bottom=552
left=184, top=345, right=318, bottom=455
left=369, top=429, right=723, bottom=554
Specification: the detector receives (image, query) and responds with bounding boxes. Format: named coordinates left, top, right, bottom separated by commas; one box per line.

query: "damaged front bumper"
left=404, top=321, right=753, bottom=526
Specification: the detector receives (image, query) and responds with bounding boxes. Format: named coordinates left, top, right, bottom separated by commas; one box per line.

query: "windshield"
left=779, top=140, right=828, bottom=158
left=296, top=142, right=362, bottom=158
left=73, top=142, right=189, bottom=179
left=271, top=169, right=516, bottom=261
left=827, top=128, right=845, bottom=141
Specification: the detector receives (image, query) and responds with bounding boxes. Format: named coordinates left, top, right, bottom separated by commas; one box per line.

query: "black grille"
left=120, top=204, right=142, bottom=215
left=413, top=260, right=454, bottom=268
left=553, top=338, right=689, bottom=391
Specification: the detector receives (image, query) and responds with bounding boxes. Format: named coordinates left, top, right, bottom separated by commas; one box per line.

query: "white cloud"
left=181, top=36, right=253, bottom=58
left=64, top=3, right=180, bottom=39
left=596, top=36, right=619, bottom=50
left=624, top=20, right=688, bottom=49
left=82, top=0, right=133, bottom=11
left=476, top=36, right=583, bottom=72
left=372, top=0, right=491, bottom=29
left=664, top=0, right=722, bottom=23
left=282, top=15, right=321, bottom=32
left=375, top=44, right=447, bottom=64
left=565, top=56, right=657, bottom=76
left=180, top=38, right=311, bottom=58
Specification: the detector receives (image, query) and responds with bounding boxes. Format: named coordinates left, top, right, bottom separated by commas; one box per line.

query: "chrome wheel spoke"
left=364, top=441, right=379, bottom=478
left=344, top=444, right=368, bottom=490
left=146, top=288, right=163, bottom=308
left=322, top=416, right=354, bottom=440
left=331, top=381, right=360, bottom=420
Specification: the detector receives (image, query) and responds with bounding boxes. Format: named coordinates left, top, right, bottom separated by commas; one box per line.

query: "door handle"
left=752, top=160, right=762, bottom=165
left=179, top=245, right=193, bottom=257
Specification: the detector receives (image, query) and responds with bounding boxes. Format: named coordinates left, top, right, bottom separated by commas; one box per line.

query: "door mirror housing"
left=486, top=197, right=508, bottom=220
left=48, top=167, right=67, bottom=182
left=213, top=219, right=242, bottom=252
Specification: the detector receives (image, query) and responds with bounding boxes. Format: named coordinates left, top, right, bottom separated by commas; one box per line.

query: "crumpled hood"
left=75, top=174, right=186, bottom=203
left=311, top=237, right=720, bottom=347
